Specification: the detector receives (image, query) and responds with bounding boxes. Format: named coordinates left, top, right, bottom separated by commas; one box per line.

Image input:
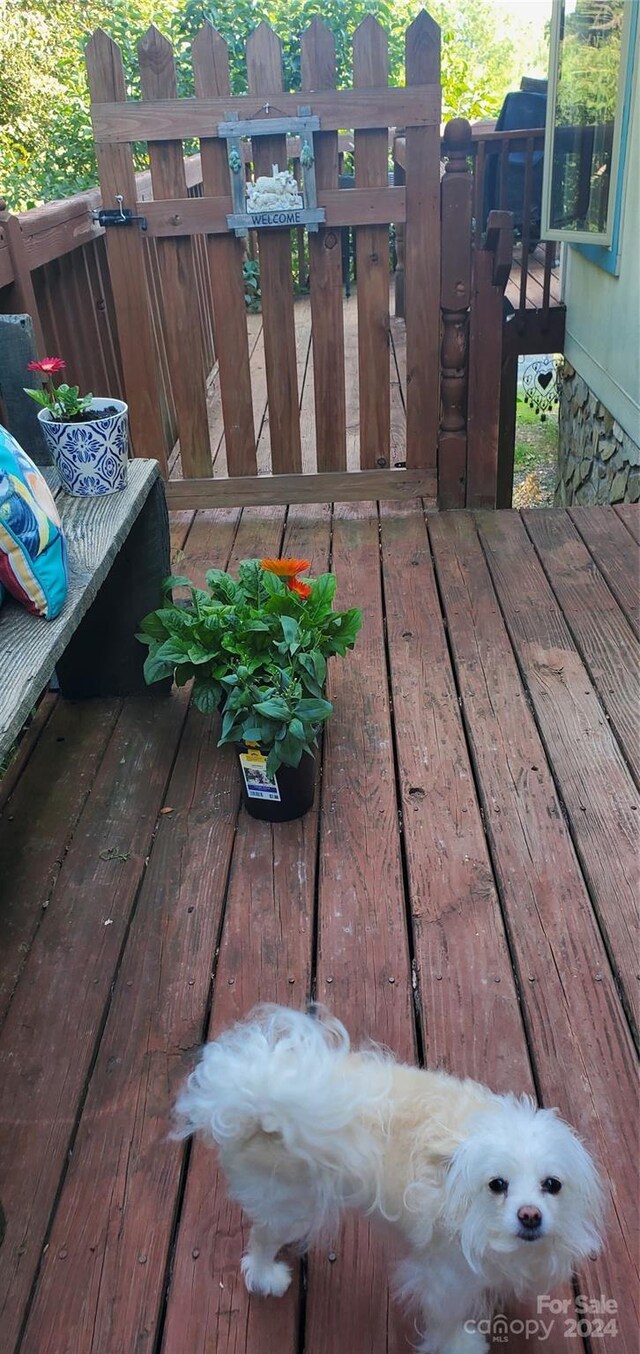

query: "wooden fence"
left=1, top=12, right=522, bottom=509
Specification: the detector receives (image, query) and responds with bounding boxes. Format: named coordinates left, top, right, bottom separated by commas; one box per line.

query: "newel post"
left=438, top=119, right=473, bottom=509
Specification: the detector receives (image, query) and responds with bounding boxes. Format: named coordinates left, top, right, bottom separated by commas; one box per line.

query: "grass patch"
left=513, top=396, right=559, bottom=507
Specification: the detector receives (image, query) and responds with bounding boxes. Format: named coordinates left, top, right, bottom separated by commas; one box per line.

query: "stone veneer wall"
left=556, top=361, right=639, bottom=506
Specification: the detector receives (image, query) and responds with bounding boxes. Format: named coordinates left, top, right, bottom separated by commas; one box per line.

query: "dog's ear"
left=557, top=1124, right=606, bottom=1259
left=439, top=1137, right=479, bottom=1232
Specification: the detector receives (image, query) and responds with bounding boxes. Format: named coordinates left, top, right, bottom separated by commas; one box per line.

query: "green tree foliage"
left=556, top=0, right=623, bottom=125
left=0, top=0, right=181, bottom=209
left=0, top=0, right=547, bottom=211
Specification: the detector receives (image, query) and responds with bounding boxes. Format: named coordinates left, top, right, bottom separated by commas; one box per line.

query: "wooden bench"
left=0, top=459, right=169, bottom=767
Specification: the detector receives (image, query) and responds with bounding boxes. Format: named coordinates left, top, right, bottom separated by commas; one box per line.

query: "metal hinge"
left=91, top=195, right=147, bottom=232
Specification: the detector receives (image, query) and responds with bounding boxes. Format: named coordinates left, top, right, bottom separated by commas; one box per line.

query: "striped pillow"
left=0, top=426, right=68, bottom=618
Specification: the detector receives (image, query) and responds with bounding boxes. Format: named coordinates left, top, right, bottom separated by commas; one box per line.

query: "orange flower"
left=261, top=557, right=310, bottom=579
left=287, top=577, right=312, bottom=600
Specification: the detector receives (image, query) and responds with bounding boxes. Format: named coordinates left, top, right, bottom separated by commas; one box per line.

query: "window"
left=542, top=0, right=634, bottom=247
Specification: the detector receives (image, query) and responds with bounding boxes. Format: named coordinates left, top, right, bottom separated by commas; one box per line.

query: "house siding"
left=557, top=22, right=639, bottom=504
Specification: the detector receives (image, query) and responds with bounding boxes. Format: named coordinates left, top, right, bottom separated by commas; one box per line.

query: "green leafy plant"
left=242, top=256, right=261, bottom=313
left=138, top=556, right=362, bottom=776
left=24, top=356, right=93, bottom=421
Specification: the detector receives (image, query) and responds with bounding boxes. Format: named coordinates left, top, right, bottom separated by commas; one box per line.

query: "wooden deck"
left=0, top=500, right=638, bottom=1354
left=170, top=292, right=409, bottom=485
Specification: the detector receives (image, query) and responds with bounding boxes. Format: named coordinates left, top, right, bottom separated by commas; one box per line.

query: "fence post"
left=138, top=26, right=212, bottom=479
left=85, top=30, right=167, bottom=469
left=438, top=119, right=472, bottom=509
left=404, top=10, right=441, bottom=475
left=192, top=23, right=257, bottom=478
left=301, top=17, right=347, bottom=473
left=0, top=201, right=45, bottom=354
left=467, top=209, right=513, bottom=508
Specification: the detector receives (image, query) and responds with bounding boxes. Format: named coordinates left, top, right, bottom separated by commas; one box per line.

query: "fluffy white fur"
left=175, top=1005, right=604, bottom=1354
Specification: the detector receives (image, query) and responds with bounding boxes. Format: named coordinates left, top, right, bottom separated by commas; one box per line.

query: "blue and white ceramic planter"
left=37, top=399, right=129, bottom=497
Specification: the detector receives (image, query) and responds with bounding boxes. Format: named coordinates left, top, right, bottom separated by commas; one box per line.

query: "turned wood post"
left=438, top=119, right=473, bottom=509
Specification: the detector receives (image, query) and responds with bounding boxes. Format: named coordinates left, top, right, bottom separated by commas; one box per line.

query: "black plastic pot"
left=238, top=747, right=317, bottom=823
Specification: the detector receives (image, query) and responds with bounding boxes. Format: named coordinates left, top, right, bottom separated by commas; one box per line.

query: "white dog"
left=175, top=1005, right=604, bottom=1354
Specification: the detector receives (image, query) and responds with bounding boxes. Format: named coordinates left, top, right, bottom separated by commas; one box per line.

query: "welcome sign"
left=227, top=207, right=325, bottom=235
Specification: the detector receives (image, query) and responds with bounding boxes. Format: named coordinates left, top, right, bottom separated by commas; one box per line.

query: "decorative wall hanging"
left=221, top=107, right=325, bottom=237
left=521, top=355, right=560, bottom=421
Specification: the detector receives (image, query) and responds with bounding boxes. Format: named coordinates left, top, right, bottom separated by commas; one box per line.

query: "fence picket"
left=353, top=16, right=390, bottom=470
left=405, top=11, right=441, bottom=473
left=246, top=23, right=301, bottom=476
left=138, top=25, right=211, bottom=478
left=438, top=118, right=473, bottom=508
left=85, top=30, right=166, bottom=466
left=301, top=19, right=346, bottom=473
left=192, top=24, right=257, bottom=478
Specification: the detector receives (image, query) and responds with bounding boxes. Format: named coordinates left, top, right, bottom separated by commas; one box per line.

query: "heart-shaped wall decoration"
left=522, top=357, right=559, bottom=419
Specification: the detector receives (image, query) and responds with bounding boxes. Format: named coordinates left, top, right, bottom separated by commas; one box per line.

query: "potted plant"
left=24, top=357, right=128, bottom=497
left=137, top=557, right=362, bottom=822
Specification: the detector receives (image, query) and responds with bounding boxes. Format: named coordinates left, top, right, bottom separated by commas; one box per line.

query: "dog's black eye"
left=542, top=1177, right=562, bottom=1195
left=488, top=1177, right=509, bottom=1195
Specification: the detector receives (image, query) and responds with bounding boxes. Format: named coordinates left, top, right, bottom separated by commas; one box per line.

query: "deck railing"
left=394, top=124, right=559, bottom=330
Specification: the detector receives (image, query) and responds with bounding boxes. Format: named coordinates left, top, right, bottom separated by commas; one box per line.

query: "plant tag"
left=240, top=748, right=281, bottom=802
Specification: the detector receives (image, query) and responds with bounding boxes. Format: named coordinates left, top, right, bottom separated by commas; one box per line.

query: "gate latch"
left=91, top=195, right=147, bottom=232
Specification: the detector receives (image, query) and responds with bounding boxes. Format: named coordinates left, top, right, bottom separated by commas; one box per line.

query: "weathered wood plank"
left=466, top=248, right=503, bottom=507
left=257, top=299, right=313, bottom=477
left=404, top=12, right=440, bottom=473
left=569, top=505, right=640, bottom=639
left=381, top=502, right=531, bottom=1081
left=430, top=510, right=639, bottom=1351
left=165, top=466, right=437, bottom=510
left=138, top=26, right=211, bottom=478
left=302, top=20, right=346, bottom=473
left=85, top=31, right=166, bottom=464
left=192, top=24, right=257, bottom=478
left=161, top=504, right=319, bottom=1354
left=138, top=186, right=406, bottom=236
left=438, top=120, right=473, bottom=508
left=91, top=86, right=442, bottom=142
left=0, top=692, right=56, bottom=812
left=17, top=503, right=242, bottom=1354
left=305, top=500, right=415, bottom=1354
left=0, top=700, right=120, bottom=1028
left=523, top=508, right=640, bottom=783
left=20, top=711, right=239, bottom=1354
left=354, top=18, right=391, bottom=471
left=380, top=499, right=572, bottom=1351
left=477, top=509, right=639, bottom=1039
left=247, top=24, right=301, bottom=477
left=0, top=695, right=189, bottom=1351
left=0, top=460, right=160, bottom=760
left=614, top=502, right=640, bottom=545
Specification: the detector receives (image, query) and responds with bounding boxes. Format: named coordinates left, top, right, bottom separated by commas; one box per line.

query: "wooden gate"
left=87, top=12, right=444, bottom=508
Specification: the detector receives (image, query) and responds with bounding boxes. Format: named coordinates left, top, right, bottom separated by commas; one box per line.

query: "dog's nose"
left=517, top=1205, right=542, bottom=1230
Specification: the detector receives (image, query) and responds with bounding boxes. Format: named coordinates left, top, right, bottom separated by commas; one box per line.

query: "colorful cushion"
left=0, top=426, right=68, bottom=619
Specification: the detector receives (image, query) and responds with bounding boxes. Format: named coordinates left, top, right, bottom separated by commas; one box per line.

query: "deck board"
left=429, top=511, right=639, bottom=1351
left=522, top=508, right=639, bottom=784
left=0, top=499, right=638, bottom=1354
left=0, top=696, right=189, bottom=1351
left=305, top=503, right=416, bottom=1354
left=569, top=506, right=640, bottom=639
left=477, top=510, right=639, bottom=1038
